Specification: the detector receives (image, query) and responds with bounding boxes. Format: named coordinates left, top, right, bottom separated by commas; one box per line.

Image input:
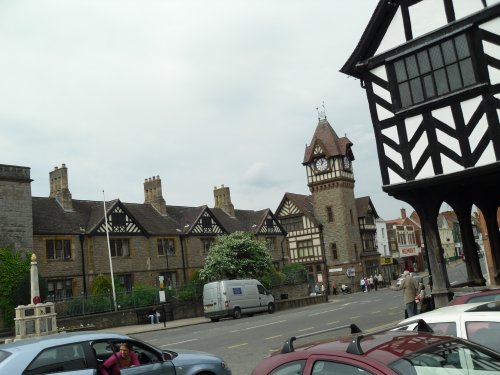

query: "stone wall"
left=0, top=164, right=33, bottom=251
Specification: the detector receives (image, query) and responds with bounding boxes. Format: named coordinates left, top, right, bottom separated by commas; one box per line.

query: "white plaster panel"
left=479, top=10, right=500, bottom=34
left=436, top=127, right=460, bottom=155
left=381, top=124, right=399, bottom=144
left=461, top=96, right=482, bottom=125
left=476, top=141, right=497, bottom=165
left=469, top=112, right=488, bottom=151
left=487, top=64, right=500, bottom=85
left=410, top=130, right=429, bottom=169
left=376, top=8, right=406, bottom=56
left=376, top=102, right=394, bottom=121
left=432, top=106, right=455, bottom=129
left=454, top=0, right=491, bottom=21
left=441, top=154, right=463, bottom=174
left=414, top=157, right=434, bottom=180
left=383, top=143, right=403, bottom=169
left=370, top=66, right=388, bottom=81
left=409, top=0, right=446, bottom=39
left=388, top=167, right=405, bottom=184
left=405, top=114, right=423, bottom=141
left=372, top=81, right=392, bottom=103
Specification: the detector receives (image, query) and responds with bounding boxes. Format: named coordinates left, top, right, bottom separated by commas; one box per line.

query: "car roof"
left=0, top=331, right=129, bottom=351
left=263, top=323, right=457, bottom=366
left=399, top=301, right=500, bottom=325
left=449, top=288, right=500, bottom=305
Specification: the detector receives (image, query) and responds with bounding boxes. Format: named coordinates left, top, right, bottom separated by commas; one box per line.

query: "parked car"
left=396, top=301, right=500, bottom=353
left=0, top=331, right=231, bottom=375
left=395, top=272, right=421, bottom=287
left=250, top=322, right=500, bottom=375
left=448, top=288, right=500, bottom=305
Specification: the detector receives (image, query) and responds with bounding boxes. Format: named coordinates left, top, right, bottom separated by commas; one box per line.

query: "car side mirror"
left=162, top=352, right=173, bottom=361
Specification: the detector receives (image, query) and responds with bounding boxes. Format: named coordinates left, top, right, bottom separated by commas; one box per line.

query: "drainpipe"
left=78, top=232, right=87, bottom=296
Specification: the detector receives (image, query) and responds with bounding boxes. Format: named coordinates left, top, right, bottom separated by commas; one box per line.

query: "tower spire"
left=316, top=101, right=327, bottom=121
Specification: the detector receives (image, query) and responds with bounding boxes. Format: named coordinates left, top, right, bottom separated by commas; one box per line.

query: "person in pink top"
left=100, top=342, right=140, bottom=375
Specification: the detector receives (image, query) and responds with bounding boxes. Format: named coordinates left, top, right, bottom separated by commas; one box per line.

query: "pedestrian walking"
left=331, top=280, right=337, bottom=295
left=390, top=270, right=419, bottom=318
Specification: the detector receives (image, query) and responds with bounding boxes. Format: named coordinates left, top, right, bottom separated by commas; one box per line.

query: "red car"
left=448, top=289, right=500, bottom=306
left=250, top=323, right=500, bottom=375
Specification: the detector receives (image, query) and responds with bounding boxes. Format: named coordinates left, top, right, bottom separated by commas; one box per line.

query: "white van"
left=203, top=279, right=275, bottom=321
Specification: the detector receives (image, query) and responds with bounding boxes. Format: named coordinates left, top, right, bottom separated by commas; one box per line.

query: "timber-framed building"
left=341, top=0, right=500, bottom=307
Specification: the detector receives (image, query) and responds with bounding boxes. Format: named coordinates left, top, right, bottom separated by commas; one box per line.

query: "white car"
left=395, top=272, right=421, bottom=287
left=395, top=301, right=500, bottom=353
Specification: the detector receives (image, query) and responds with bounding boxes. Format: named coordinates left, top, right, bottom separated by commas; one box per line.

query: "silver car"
left=0, top=331, right=231, bottom=375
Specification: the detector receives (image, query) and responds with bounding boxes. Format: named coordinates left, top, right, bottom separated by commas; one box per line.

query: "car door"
left=91, top=340, right=175, bottom=375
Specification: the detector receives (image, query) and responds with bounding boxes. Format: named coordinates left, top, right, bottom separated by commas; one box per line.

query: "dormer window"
left=392, top=33, right=477, bottom=110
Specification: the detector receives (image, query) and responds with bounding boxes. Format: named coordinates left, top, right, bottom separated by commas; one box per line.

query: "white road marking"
left=230, top=320, right=287, bottom=333
left=265, top=335, right=283, bottom=340
left=159, top=338, right=198, bottom=347
left=327, top=320, right=340, bottom=325
left=371, top=310, right=381, bottom=314
left=309, top=307, right=345, bottom=316
left=228, top=343, right=248, bottom=349
left=297, top=327, right=314, bottom=332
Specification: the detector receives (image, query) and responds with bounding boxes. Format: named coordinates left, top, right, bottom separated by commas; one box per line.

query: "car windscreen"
left=466, top=321, right=500, bottom=353
left=0, top=350, right=11, bottom=363
left=427, top=322, right=457, bottom=336
left=389, top=339, right=500, bottom=374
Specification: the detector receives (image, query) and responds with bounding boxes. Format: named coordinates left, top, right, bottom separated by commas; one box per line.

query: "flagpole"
left=103, top=190, right=118, bottom=312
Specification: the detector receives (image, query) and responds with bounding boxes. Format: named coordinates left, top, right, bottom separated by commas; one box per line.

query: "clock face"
left=315, top=158, right=328, bottom=172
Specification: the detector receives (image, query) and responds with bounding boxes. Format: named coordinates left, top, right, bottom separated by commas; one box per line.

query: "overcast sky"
left=0, top=0, right=417, bottom=220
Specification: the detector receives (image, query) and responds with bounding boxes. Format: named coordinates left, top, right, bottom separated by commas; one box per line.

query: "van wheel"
left=268, top=303, right=275, bottom=314
left=233, top=308, right=242, bottom=319
left=210, top=317, right=219, bottom=322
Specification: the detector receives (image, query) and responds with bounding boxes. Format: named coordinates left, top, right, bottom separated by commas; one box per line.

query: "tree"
left=0, top=247, right=32, bottom=327
left=199, top=232, right=274, bottom=282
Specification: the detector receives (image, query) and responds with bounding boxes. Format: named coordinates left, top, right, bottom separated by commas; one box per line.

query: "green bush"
left=261, top=270, right=286, bottom=289
left=282, top=264, right=307, bottom=285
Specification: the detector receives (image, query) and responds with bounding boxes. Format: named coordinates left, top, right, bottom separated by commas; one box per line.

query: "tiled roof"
left=280, top=192, right=319, bottom=226
left=32, top=197, right=283, bottom=237
left=303, top=119, right=352, bottom=164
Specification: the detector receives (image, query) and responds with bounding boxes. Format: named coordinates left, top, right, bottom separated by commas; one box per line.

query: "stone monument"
left=13, top=254, right=57, bottom=340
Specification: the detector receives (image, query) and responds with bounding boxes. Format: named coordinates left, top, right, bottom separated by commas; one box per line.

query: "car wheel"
left=210, top=317, right=219, bottom=322
left=233, top=308, right=241, bottom=319
left=268, top=303, right=275, bottom=314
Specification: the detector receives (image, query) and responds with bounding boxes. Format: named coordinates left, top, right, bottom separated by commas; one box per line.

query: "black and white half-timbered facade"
left=25, top=165, right=288, bottom=299
left=276, top=116, right=381, bottom=290
left=341, top=0, right=500, bottom=307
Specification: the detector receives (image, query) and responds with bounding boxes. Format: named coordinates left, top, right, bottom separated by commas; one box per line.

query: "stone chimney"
left=401, top=208, right=407, bottom=220
left=144, top=176, right=167, bottom=215
left=49, top=164, right=73, bottom=211
left=214, top=185, right=235, bottom=217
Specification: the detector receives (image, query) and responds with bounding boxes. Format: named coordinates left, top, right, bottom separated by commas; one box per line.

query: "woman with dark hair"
left=101, top=342, right=140, bottom=375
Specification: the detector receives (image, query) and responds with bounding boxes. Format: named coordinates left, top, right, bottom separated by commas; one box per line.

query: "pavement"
left=100, top=316, right=211, bottom=336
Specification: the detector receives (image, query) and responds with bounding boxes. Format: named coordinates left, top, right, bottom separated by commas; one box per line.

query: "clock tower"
left=303, top=113, right=363, bottom=284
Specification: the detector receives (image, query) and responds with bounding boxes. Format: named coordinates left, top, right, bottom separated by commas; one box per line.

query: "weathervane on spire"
left=316, top=101, right=327, bottom=120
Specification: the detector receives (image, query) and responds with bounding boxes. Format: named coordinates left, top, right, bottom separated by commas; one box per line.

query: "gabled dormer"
left=189, top=207, right=226, bottom=235
left=92, top=200, right=148, bottom=236
left=254, top=210, right=286, bottom=235
left=341, top=1, right=500, bottom=186
left=303, top=116, right=354, bottom=188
